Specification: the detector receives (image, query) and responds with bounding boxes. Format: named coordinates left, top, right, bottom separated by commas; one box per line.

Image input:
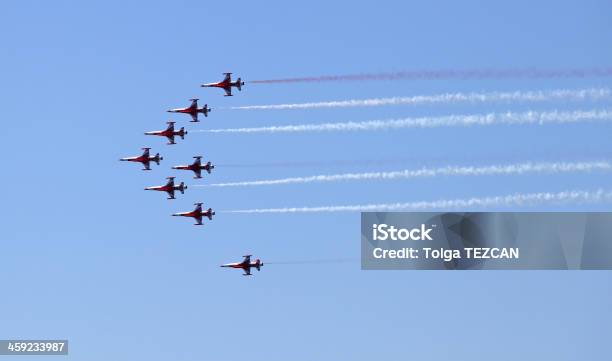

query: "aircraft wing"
left=244, top=268, right=251, bottom=276
left=190, top=113, right=198, bottom=122
left=194, top=168, right=202, bottom=178
left=243, top=255, right=251, bottom=263
left=143, top=160, right=151, bottom=170
left=195, top=215, right=203, bottom=225
left=223, top=87, right=232, bottom=96
left=223, top=73, right=231, bottom=82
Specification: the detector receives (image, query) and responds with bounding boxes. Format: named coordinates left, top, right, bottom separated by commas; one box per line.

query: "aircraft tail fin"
left=179, top=182, right=186, bottom=194
left=179, top=127, right=186, bottom=139
left=154, top=153, right=162, bottom=165
left=236, top=78, right=242, bottom=91
left=207, top=208, right=215, bottom=220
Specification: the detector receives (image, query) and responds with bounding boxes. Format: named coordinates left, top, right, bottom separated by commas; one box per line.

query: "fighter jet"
left=144, top=121, right=187, bottom=145
left=144, top=176, right=186, bottom=199
left=221, top=255, right=263, bottom=276
left=119, top=147, right=162, bottom=170
left=167, top=98, right=211, bottom=122
left=172, top=202, right=215, bottom=225
left=201, top=72, right=244, bottom=96
left=172, top=156, right=214, bottom=179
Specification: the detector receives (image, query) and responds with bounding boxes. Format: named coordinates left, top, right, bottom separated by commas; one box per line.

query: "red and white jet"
left=201, top=72, right=244, bottom=96
left=172, top=202, right=215, bottom=225
left=144, top=176, right=187, bottom=199
left=172, top=156, right=214, bottom=179
left=144, top=121, right=187, bottom=145
left=167, top=98, right=211, bottom=122
left=221, top=255, right=263, bottom=276
left=119, top=147, right=162, bottom=170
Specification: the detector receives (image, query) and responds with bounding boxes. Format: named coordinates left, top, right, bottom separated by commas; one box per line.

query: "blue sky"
left=1, top=1, right=611, bottom=360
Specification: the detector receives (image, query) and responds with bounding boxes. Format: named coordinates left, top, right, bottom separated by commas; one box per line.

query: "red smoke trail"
left=249, top=67, right=612, bottom=84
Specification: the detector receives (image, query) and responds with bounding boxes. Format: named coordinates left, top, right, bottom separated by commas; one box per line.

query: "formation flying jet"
left=172, top=156, right=214, bottom=179
left=172, top=202, right=215, bottom=225
left=221, top=255, right=263, bottom=276
left=144, top=176, right=186, bottom=199
left=119, top=147, right=162, bottom=170
left=144, top=121, right=187, bottom=145
left=167, top=98, right=211, bottom=122
left=201, top=72, right=244, bottom=96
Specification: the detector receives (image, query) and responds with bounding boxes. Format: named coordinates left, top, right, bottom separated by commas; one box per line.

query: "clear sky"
left=1, top=1, right=611, bottom=360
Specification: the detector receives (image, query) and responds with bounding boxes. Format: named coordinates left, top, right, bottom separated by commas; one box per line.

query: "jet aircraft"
left=201, top=72, right=244, bottom=96
left=144, top=176, right=186, bottom=199
left=172, top=203, right=215, bottom=225
left=144, top=121, right=187, bottom=145
left=221, top=255, right=263, bottom=276
left=172, top=156, right=214, bottom=179
left=167, top=98, right=211, bottom=122
left=119, top=147, right=162, bottom=170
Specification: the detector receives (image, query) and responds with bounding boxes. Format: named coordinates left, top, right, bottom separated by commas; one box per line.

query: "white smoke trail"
left=223, top=189, right=612, bottom=214
left=228, top=88, right=611, bottom=110
left=249, top=68, right=612, bottom=84
left=265, top=258, right=358, bottom=265
left=197, top=109, right=612, bottom=134
left=193, top=161, right=612, bottom=188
